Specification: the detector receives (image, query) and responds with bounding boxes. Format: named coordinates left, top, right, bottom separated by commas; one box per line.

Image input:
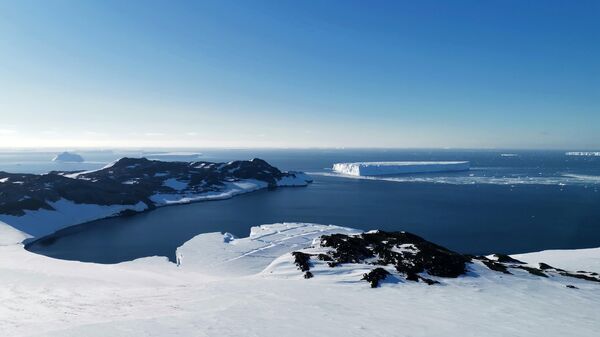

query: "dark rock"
left=317, top=254, right=333, bottom=261
left=419, top=276, right=439, bottom=285
left=304, top=271, right=314, bottom=279
left=538, top=263, right=553, bottom=270
left=362, top=268, right=390, bottom=288
left=566, top=285, right=578, bottom=289
left=292, top=251, right=312, bottom=272
left=319, top=231, right=469, bottom=279
left=559, top=272, right=600, bottom=283
left=480, top=259, right=512, bottom=274
left=493, top=254, right=525, bottom=264
left=516, top=266, right=547, bottom=277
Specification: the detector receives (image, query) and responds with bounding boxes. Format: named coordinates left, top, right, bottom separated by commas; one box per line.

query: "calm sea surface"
left=3, top=149, right=598, bottom=263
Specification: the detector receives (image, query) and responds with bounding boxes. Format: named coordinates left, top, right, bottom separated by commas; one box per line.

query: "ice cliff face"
left=332, top=161, right=470, bottom=176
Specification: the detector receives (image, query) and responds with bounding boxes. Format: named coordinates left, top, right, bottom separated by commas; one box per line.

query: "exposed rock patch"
left=289, top=231, right=600, bottom=288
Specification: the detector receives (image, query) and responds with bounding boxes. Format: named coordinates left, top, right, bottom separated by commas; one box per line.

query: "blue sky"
left=0, top=0, right=598, bottom=148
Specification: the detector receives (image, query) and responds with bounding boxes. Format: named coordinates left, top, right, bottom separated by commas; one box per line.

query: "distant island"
left=52, top=152, right=84, bottom=163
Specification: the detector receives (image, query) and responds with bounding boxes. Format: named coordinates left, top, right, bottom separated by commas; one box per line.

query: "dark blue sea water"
left=7, top=149, right=600, bottom=263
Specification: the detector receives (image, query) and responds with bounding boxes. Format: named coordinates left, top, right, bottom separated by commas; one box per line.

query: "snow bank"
left=176, top=222, right=359, bottom=276
left=0, top=221, right=31, bottom=245
left=0, top=199, right=148, bottom=237
left=514, top=247, right=600, bottom=273
left=332, top=161, right=470, bottom=176
left=150, top=179, right=268, bottom=205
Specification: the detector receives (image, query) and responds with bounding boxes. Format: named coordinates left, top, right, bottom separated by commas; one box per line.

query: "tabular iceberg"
left=332, top=161, right=470, bottom=176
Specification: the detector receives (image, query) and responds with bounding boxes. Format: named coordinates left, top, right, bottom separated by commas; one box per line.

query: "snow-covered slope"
left=0, top=220, right=31, bottom=245
left=332, top=161, right=470, bottom=176
left=0, top=222, right=598, bottom=337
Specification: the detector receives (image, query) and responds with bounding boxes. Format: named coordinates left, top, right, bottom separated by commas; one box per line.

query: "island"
left=0, top=157, right=312, bottom=237
left=52, top=152, right=85, bottom=163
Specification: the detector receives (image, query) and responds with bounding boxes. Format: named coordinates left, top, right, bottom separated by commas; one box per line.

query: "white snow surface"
left=162, top=178, right=189, bottom=191
left=0, top=222, right=599, bottom=336
left=332, top=161, right=470, bottom=176
left=0, top=199, right=149, bottom=237
left=0, top=221, right=31, bottom=245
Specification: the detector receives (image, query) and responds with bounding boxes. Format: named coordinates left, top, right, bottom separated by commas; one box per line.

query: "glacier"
left=332, top=161, right=470, bottom=176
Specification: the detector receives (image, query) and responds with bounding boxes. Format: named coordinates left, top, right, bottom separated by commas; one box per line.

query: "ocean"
left=3, top=149, right=598, bottom=263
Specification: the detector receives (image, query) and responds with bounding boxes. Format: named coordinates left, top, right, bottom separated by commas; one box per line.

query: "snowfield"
left=1, top=221, right=599, bottom=337
left=332, top=161, right=470, bottom=176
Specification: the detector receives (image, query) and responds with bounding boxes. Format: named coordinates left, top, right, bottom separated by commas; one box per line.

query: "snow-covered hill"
left=0, top=221, right=598, bottom=337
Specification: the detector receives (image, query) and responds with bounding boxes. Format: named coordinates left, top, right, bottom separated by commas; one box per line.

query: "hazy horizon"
left=1, top=1, right=598, bottom=149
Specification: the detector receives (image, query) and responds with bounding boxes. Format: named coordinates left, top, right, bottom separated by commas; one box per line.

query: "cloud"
left=144, top=132, right=165, bottom=137
left=186, top=132, right=199, bottom=136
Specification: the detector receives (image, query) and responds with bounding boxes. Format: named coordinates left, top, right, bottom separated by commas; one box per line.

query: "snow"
left=513, top=247, right=600, bottom=273
left=0, top=199, right=148, bottom=237
left=52, top=152, right=84, bottom=163
left=162, top=178, right=188, bottom=191
left=151, top=179, right=268, bottom=205
left=0, top=222, right=599, bottom=337
left=0, top=221, right=31, bottom=245
left=332, top=161, right=470, bottom=176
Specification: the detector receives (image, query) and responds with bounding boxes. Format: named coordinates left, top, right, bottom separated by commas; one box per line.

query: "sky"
left=0, top=0, right=598, bottom=149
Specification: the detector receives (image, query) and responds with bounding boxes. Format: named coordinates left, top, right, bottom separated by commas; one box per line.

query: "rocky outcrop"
left=290, top=231, right=600, bottom=287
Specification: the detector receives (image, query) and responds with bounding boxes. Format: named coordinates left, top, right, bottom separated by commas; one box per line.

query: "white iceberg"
left=52, top=152, right=84, bottom=163
left=332, top=161, right=470, bottom=176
